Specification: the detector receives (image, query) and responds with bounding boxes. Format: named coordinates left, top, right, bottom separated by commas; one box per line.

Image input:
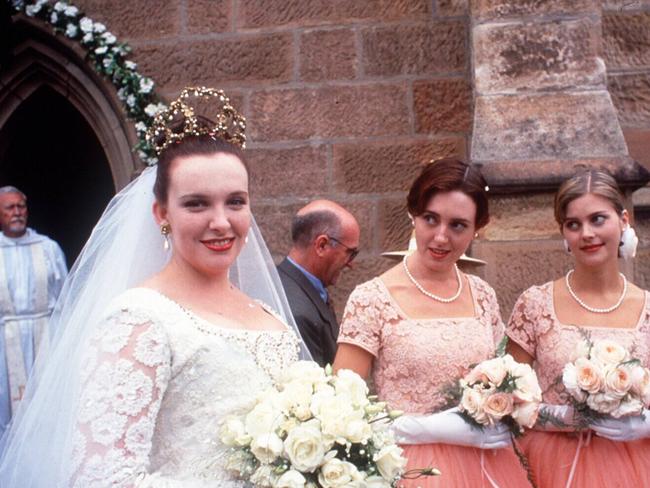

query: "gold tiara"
left=146, top=87, right=246, bottom=155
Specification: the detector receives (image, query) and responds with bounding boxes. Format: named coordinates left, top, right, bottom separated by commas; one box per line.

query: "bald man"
left=277, top=200, right=360, bottom=366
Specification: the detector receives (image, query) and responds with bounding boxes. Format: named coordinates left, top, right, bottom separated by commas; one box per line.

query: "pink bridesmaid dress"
left=339, top=275, right=531, bottom=487
left=507, top=282, right=650, bottom=488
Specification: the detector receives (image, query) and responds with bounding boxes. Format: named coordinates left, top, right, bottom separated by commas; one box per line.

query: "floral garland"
left=11, top=0, right=166, bottom=165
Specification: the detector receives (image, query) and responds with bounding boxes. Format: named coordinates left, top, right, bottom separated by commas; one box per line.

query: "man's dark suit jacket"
left=277, top=258, right=339, bottom=367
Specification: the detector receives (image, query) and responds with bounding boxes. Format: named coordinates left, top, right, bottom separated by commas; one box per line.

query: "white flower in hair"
left=93, top=22, right=106, bottom=33
left=82, top=33, right=93, bottom=43
left=79, top=17, right=93, bottom=33
left=125, top=60, right=137, bottom=70
left=139, top=77, right=154, bottom=94
left=102, top=32, right=117, bottom=44
left=53, top=2, right=66, bottom=12
left=64, top=5, right=78, bottom=16
left=620, top=225, right=638, bottom=260
left=95, top=46, right=108, bottom=55
left=50, top=12, right=58, bottom=23
left=65, top=24, right=77, bottom=38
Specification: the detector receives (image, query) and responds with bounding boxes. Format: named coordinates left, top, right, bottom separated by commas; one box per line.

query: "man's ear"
left=152, top=200, right=167, bottom=226
left=314, top=234, right=329, bottom=257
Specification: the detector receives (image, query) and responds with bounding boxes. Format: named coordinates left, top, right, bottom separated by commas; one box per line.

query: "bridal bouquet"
left=219, top=361, right=435, bottom=487
left=457, top=354, right=543, bottom=435
left=562, top=338, right=650, bottom=423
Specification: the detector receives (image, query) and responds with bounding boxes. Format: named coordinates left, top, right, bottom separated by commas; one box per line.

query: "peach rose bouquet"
left=562, top=338, right=650, bottom=426
left=457, top=354, right=543, bottom=435
left=219, top=361, right=439, bottom=487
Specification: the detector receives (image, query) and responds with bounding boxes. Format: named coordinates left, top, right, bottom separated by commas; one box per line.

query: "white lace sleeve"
left=70, top=306, right=184, bottom=487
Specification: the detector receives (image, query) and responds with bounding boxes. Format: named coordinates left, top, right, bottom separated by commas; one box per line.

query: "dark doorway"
left=0, top=86, right=115, bottom=267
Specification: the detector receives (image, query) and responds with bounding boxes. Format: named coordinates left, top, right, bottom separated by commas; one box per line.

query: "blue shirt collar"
left=287, top=257, right=328, bottom=304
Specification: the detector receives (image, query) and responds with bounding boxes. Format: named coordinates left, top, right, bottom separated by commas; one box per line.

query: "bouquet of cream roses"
left=457, top=354, right=543, bottom=434
left=219, top=361, right=436, bottom=488
left=562, top=338, right=650, bottom=425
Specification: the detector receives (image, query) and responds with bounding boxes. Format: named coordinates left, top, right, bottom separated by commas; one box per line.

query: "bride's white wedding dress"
left=71, top=288, right=300, bottom=487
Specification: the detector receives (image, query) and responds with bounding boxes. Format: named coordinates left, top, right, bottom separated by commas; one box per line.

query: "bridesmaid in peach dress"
left=334, top=159, right=532, bottom=487
left=507, top=169, right=650, bottom=487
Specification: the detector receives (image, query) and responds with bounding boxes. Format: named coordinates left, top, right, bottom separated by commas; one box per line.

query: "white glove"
left=535, top=403, right=577, bottom=432
left=390, top=407, right=511, bottom=449
left=590, top=410, right=650, bottom=442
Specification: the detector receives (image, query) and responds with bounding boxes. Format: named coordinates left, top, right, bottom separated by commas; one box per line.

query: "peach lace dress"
left=338, top=275, right=532, bottom=488
left=507, top=282, right=650, bottom=488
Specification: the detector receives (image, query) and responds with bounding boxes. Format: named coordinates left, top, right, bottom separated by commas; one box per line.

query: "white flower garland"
left=12, top=0, right=166, bottom=165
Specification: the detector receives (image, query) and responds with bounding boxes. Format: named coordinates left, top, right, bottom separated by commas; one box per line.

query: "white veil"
left=0, top=166, right=311, bottom=486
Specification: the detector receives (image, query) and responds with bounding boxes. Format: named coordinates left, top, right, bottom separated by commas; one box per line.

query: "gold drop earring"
left=160, top=223, right=171, bottom=251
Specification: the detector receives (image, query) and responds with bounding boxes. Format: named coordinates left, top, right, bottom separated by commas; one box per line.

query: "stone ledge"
left=475, top=157, right=650, bottom=194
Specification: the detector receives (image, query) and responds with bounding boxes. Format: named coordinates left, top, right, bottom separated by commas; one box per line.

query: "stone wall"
left=68, top=0, right=649, bottom=317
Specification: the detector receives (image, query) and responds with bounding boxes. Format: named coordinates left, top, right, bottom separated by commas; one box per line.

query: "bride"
left=0, top=87, right=309, bottom=487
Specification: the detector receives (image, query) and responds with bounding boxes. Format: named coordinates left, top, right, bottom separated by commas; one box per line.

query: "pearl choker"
left=565, top=269, right=627, bottom=314
left=402, top=255, right=462, bottom=303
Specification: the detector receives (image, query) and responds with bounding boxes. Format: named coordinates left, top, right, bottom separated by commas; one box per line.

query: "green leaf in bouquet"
left=495, top=335, right=509, bottom=358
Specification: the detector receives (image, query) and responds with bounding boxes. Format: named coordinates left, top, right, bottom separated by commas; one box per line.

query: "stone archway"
left=0, top=16, right=140, bottom=190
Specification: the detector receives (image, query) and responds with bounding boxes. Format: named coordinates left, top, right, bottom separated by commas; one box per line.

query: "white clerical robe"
left=0, top=228, right=67, bottom=438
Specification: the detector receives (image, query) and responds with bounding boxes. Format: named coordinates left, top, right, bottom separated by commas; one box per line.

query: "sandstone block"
left=339, top=199, right=376, bottom=253
left=300, top=28, right=357, bottom=81
left=362, top=21, right=466, bottom=77
left=471, top=92, right=628, bottom=162
left=624, top=129, right=650, bottom=169
left=609, top=73, right=650, bottom=127
left=437, top=0, right=469, bottom=16
left=187, top=0, right=230, bottom=34
left=486, top=194, right=559, bottom=241
left=253, top=202, right=304, bottom=257
left=248, top=84, right=410, bottom=142
left=603, top=0, right=650, bottom=10
left=473, top=18, right=605, bottom=94
left=238, top=0, right=430, bottom=29
left=472, top=239, right=572, bottom=317
left=634, top=245, right=650, bottom=290
left=378, top=197, right=412, bottom=252
left=74, top=0, right=179, bottom=39
left=413, top=79, right=472, bottom=134
left=603, top=13, right=650, bottom=69
left=132, top=33, right=293, bottom=89
left=247, top=145, right=329, bottom=198
left=333, top=137, right=465, bottom=193
left=471, top=0, right=599, bottom=21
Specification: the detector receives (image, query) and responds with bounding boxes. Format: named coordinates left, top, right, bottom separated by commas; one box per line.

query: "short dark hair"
left=291, top=210, right=342, bottom=248
left=406, top=158, right=490, bottom=229
left=554, top=169, right=625, bottom=225
left=153, top=123, right=247, bottom=204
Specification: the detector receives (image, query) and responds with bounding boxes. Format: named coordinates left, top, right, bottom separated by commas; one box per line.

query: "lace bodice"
left=71, top=288, right=300, bottom=487
left=338, top=275, right=505, bottom=415
left=506, top=282, right=650, bottom=404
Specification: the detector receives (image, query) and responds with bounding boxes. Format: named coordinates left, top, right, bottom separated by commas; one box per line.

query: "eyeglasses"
left=327, top=236, right=360, bottom=262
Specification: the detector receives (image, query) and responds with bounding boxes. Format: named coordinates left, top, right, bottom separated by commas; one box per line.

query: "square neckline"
left=548, top=281, right=649, bottom=331
left=374, top=273, right=480, bottom=323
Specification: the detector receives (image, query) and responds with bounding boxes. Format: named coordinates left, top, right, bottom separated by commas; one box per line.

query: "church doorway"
left=0, top=86, right=115, bottom=267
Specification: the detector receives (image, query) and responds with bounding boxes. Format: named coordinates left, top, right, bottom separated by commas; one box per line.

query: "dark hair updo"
left=406, top=158, right=490, bottom=230
left=153, top=129, right=247, bottom=204
left=554, top=169, right=625, bottom=226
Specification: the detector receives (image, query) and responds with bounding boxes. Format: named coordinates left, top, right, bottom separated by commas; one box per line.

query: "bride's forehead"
left=168, top=154, right=248, bottom=186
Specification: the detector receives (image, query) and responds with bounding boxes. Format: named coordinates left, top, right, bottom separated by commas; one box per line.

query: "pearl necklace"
left=402, top=255, right=462, bottom=303
left=565, top=269, right=628, bottom=314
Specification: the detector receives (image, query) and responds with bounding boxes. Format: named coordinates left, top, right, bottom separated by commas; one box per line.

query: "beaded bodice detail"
left=338, top=275, right=505, bottom=415
left=70, top=288, right=300, bottom=487
left=507, top=282, right=650, bottom=405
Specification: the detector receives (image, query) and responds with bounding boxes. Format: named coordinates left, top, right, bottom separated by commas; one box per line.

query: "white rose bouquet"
left=562, top=337, right=650, bottom=427
left=219, top=361, right=439, bottom=487
left=457, top=354, right=543, bottom=435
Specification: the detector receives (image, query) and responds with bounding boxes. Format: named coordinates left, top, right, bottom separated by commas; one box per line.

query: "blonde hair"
left=554, top=169, right=625, bottom=225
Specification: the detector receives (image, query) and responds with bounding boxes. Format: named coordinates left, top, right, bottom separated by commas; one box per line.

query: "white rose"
left=219, top=415, right=251, bottom=447
left=604, top=366, right=632, bottom=399
left=318, top=458, right=356, bottom=487
left=374, top=444, right=407, bottom=481
left=334, top=369, right=369, bottom=407
left=224, top=449, right=255, bottom=475
left=587, top=392, right=621, bottom=414
left=342, top=417, right=372, bottom=443
left=79, top=17, right=93, bottom=33
left=283, top=360, right=328, bottom=386
left=64, top=5, right=78, bottom=16
left=483, top=392, right=514, bottom=423
left=275, top=470, right=307, bottom=488
left=250, top=464, right=276, bottom=487
left=53, top=2, right=65, bottom=12
left=575, top=358, right=604, bottom=394
left=460, top=388, right=486, bottom=423
left=562, top=363, right=588, bottom=402
left=592, top=340, right=628, bottom=366
left=316, top=395, right=364, bottom=443
left=610, top=398, right=644, bottom=418
left=245, top=401, right=285, bottom=438
left=629, top=366, right=650, bottom=399
left=93, top=22, right=106, bottom=33
left=283, top=419, right=327, bottom=472
left=511, top=401, right=539, bottom=429
left=65, top=23, right=77, bottom=38
left=251, top=433, right=284, bottom=463
left=281, top=381, right=314, bottom=421
left=468, top=357, right=507, bottom=386
left=510, top=363, right=542, bottom=403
